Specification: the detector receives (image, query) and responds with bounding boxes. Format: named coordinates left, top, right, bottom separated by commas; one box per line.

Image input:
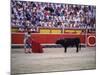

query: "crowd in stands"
left=11, top=0, right=96, bottom=32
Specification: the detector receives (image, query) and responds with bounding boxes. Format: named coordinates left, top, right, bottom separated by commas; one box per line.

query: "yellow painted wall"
left=12, top=28, right=18, bottom=32
left=64, top=30, right=82, bottom=34
left=39, top=28, right=82, bottom=34
left=51, top=29, right=61, bottom=34
left=40, top=29, right=50, bottom=33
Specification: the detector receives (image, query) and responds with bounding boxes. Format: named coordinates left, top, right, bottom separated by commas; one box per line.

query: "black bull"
left=56, top=38, right=81, bottom=53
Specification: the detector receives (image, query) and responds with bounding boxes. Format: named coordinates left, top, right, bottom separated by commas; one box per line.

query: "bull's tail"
left=76, top=43, right=81, bottom=53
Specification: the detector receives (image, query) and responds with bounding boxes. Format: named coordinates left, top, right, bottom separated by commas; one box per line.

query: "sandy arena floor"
left=11, top=47, right=96, bottom=74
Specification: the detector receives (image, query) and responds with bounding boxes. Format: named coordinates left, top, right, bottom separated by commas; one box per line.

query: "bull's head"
left=56, top=39, right=65, bottom=46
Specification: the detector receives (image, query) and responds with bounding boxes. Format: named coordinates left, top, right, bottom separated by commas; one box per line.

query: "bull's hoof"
left=76, top=51, right=79, bottom=53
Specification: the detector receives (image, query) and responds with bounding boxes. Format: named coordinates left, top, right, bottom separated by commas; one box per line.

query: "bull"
left=56, top=38, right=81, bottom=53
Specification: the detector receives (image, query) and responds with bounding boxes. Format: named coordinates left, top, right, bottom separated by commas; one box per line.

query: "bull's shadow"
left=56, top=38, right=81, bottom=53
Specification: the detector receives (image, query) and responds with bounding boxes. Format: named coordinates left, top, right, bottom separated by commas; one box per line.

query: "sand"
left=11, top=47, right=96, bottom=74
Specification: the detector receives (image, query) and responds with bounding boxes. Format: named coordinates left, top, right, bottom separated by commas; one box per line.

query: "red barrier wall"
left=11, top=33, right=95, bottom=47
left=11, top=33, right=85, bottom=44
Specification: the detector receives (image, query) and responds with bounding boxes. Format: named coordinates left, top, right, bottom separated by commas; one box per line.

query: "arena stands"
left=11, top=0, right=96, bottom=32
